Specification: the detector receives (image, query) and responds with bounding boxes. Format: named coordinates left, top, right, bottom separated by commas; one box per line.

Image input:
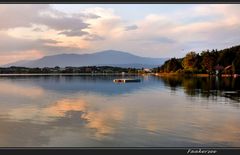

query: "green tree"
left=166, top=58, right=182, bottom=72
left=182, top=52, right=200, bottom=72
left=233, top=52, right=240, bottom=74
left=217, top=49, right=236, bottom=67
left=158, top=58, right=183, bottom=73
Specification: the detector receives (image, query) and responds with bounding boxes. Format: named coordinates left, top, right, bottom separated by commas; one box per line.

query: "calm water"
left=0, top=75, right=240, bottom=147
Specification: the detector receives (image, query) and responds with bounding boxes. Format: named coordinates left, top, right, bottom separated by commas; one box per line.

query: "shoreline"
left=153, top=73, right=240, bottom=78
left=0, top=73, right=144, bottom=76
left=0, top=72, right=239, bottom=78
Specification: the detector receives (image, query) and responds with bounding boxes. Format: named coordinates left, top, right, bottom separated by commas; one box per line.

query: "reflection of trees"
left=159, top=76, right=240, bottom=102
left=158, top=76, right=182, bottom=90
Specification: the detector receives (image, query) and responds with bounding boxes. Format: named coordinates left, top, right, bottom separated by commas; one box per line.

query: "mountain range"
left=3, top=50, right=167, bottom=68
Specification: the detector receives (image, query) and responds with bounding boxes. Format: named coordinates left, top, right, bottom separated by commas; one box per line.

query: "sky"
left=0, top=4, right=240, bottom=65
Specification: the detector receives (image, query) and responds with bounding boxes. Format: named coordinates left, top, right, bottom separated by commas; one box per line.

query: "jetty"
left=113, top=78, right=141, bottom=83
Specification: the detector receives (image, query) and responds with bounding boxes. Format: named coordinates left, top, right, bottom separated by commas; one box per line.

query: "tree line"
left=153, top=45, right=240, bottom=75
left=0, top=66, right=142, bottom=74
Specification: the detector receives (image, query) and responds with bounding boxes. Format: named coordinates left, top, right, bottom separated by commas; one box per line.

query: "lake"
left=0, top=75, right=240, bottom=147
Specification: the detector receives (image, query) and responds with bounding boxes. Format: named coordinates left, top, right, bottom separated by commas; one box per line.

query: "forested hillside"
left=153, top=45, right=240, bottom=74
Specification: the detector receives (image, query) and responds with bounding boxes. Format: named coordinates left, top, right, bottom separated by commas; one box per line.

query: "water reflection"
left=0, top=80, right=44, bottom=98
left=0, top=96, right=125, bottom=146
left=7, top=99, right=88, bottom=123
left=0, top=75, right=159, bottom=96
left=159, top=76, right=240, bottom=102
left=0, top=75, right=239, bottom=147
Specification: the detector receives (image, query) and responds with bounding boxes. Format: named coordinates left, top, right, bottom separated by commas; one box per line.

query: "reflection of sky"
left=0, top=76, right=240, bottom=147
left=0, top=75, right=166, bottom=96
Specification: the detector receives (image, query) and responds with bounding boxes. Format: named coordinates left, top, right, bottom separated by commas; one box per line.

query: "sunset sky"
left=0, top=4, right=240, bottom=65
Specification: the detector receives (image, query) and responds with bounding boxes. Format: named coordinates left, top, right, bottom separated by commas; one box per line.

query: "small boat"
left=113, top=78, right=141, bottom=83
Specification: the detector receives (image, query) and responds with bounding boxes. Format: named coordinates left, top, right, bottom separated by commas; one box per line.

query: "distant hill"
left=3, top=50, right=167, bottom=68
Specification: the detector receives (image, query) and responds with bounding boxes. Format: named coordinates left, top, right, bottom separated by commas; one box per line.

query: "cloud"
left=0, top=4, right=100, bottom=64
left=0, top=4, right=95, bottom=37
left=37, top=15, right=89, bottom=36
left=125, top=25, right=138, bottom=31
left=1, top=4, right=240, bottom=63
left=37, top=39, right=61, bottom=44
left=83, top=34, right=105, bottom=41
left=72, top=12, right=100, bottom=19
left=0, top=33, right=85, bottom=65
left=151, top=37, right=176, bottom=44
left=0, top=4, right=49, bottom=29
left=132, top=36, right=176, bottom=44
left=32, top=27, right=44, bottom=32
left=0, top=50, right=44, bottom=65
left=119, top=4, right=240, bottom=57
left=82, top=7, right=123, bottom=37
left=58, top=30, right=89, bottom=37
left=0, top=33, right=60, bottom=52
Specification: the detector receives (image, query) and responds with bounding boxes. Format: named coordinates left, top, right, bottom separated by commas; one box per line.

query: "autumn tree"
left=182, top=52, right=200, bottom=72
left=201, top=51, right=216, bottom=74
